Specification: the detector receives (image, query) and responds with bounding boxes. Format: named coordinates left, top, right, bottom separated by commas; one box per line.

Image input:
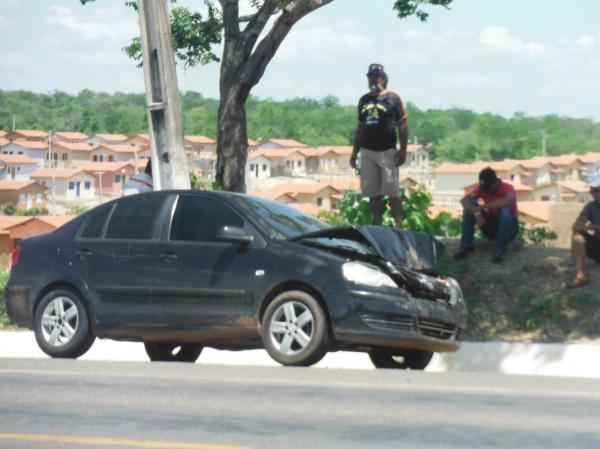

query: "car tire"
left=144, top=342, right=203, bottom=363
left=369, top=349, right=433, bottom=370
left=33, top=289, right=95, bottom=359
left=261, top=290, right=328, bottom=367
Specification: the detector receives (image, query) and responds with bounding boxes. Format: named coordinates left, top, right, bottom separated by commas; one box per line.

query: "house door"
left=255, top=165, right=259, bottom=177
left=76, top=182, right=81, bottom=197
left=10, top=167, right=15, bottom=179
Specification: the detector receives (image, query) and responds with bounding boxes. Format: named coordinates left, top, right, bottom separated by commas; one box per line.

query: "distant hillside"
left=1, top=89, right=600, bottom=163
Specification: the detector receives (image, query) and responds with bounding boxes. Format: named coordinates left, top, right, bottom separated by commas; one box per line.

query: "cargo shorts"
left=359, top=148, right=400, bottom=198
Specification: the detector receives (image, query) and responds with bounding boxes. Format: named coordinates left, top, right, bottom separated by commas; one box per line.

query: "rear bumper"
left=4, top=283, right=34, bottom=328
left=326, top=282, right=467, bottom=353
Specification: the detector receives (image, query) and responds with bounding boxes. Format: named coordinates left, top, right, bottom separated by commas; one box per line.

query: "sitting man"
left=454, top=167, right=519, bottom=263
left=567, top=175, right=600, bottom=288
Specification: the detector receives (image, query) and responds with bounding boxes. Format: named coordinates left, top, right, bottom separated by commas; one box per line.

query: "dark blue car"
left=5, top=191, right=467, bottom=369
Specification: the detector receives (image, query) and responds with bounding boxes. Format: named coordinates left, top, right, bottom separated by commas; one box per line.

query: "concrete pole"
left=137, top=0, right=190, bottom=190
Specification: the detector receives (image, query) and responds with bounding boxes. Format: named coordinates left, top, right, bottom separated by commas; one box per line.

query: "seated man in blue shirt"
left=567, top=175, right=600, bottom=288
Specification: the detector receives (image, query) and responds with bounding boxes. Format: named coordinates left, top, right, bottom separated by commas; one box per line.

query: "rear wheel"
left=369, top=349, right=433, bottom=370
left=261, top=290, right=328, bottom=367
left=144, top=342, right=203, bottom=362
left=34, top=289, right=95, bottom=359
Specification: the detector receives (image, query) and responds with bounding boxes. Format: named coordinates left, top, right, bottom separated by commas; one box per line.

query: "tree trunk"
left=216, top=84, right=249, bottom=193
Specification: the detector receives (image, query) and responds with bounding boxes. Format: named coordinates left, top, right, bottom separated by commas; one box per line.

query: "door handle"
left=160, top=251, right=178, bottom=261
left=75, top=249, right=92, bottom=259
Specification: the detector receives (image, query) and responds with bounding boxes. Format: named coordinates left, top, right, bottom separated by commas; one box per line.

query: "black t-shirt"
left=583, top=201, right=600, bottom=224
left=357, top=91, right=407, bottom=151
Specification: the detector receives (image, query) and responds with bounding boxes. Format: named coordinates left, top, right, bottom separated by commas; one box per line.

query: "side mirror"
left=216, top=226, right=254, bottom=245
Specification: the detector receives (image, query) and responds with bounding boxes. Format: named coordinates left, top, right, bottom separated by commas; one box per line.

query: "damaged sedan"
left=5, top=190, right=467, bottom=369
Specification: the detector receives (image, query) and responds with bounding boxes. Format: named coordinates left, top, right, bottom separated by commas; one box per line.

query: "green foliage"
left=2, top=203, right=16, bottom=216
left=190, top=172, right=222, bottom=191
left=66, top=204, right=89, bottom=216
left=517, top=223, right=558, bottom=247
left=319, top=187, right=461, bottom=237
left=3, top=90, right=600, bottom=158
left=0, top=271, right=11, bottom=328
left=15, top=208, right=49, bottom=216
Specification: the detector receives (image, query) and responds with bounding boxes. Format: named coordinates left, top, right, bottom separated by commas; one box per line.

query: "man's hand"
left=475, top=211, right=485, bottom=227
left=395, top=149, right=406, bottom=166
left=350, top=151, right=358, bottom=169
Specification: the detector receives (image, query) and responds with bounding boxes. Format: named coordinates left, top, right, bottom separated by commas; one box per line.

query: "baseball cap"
left=367, top=63, right=385, bottom=76
left=588, top=174, right=600, bottom=189
left=479, top=167, right=498, bottom=193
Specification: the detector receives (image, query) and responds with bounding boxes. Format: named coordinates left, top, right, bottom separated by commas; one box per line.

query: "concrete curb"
left=1, top=331, right=599, bottom=378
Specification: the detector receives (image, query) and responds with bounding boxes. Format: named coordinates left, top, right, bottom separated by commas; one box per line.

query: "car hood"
left=290, top=225, right=445, bottom=273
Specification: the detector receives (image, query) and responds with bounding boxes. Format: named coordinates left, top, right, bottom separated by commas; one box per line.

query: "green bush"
left=2, top=203, right=16, bottom=216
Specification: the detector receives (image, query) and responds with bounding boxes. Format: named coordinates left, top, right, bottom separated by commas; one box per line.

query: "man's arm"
left=460, top=193, right=481, bottom=214
left=480, top=195, right=514, bottom=211
left=395, top=119, right=408, bottom=166
left=350, top=122, right=363, bottom=169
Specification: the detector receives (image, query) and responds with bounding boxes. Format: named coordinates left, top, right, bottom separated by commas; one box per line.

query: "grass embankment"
left=439, top=241, right=600, bottom=342
left=1, top=245, right=599, bottom=340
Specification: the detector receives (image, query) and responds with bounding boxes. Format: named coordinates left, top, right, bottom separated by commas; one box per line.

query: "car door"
left=81, top=193, right=169, bottom=331
left=152, top=194, right=267, bottom=338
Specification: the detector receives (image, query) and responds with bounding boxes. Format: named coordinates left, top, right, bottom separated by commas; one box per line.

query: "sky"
left=1, top=0, right=600, bottom=120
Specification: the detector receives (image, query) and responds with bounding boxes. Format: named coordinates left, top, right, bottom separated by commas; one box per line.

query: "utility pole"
left=136, top=0, right=190, bottom=190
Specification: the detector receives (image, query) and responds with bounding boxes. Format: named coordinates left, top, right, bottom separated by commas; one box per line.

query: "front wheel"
left=369, top=349, right=433, bottom=370
left=33, top=289, right=95, bottom=359
left=144, top=342, right=203, bottom=362
left=261, top=290, right=329, bottom=367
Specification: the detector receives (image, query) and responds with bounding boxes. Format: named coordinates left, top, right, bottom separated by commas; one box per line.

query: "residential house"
left=432, top=162, right=485, bottom=205
left=185, top=135, right=217, bottom=160
left=528, top=155, right=584, bottom=183
left=248, top=191, right=297, bottom=204
left=0, top=131, right=6, bottom=138
left=0, top=180, right=47, bottom=210
left=404, top=144, right=432, bottom=187
left=50, top=142, right=97, bottom=167
left=78, top=161, right=137, bottom=197
left=256, top=139, right=307, bottom=151
left=91, top=144, right=142, bottom=163
left=0, top=137, right=9, bottom=148
left=270, top=183, right=340, bottom=211
left=532, top=179, right=591, bottom=203
left=248, top=149, right=307, bottom=177
left=52, top=131, right=89, bottom=143
left=86, top=133, right=129, bottom=146
left=5, top=129, right=48, bottom=142
left=247, top=153, right=272, bottom=180
left=519, top=159, right=557, bottom=186
left=487, top=160, right=528, bottom=184
left=124, top=134, right=150, bottom=147
left=0, top=155, right=39, bottom=180
left=518, top=201, right=552, bottom=226
left=248, top=139, right=259, bottom=151
left=580, top=152, right=600, bottom=178
left=30, top=168, right=95, bottom=201
left=1, top=141, right=48, bottom=167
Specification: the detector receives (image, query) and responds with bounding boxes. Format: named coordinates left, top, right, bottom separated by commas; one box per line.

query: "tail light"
left=11, top=245, right=21, bottom=268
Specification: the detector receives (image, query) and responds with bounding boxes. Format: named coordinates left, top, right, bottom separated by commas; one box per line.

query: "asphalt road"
left=1, top=358, right=600, bottom=449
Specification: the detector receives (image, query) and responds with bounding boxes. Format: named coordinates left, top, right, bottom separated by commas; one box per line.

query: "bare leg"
left=571, top=232, right=587, bottom=280
left=389, top=196, right=404, bottom=228
left=369, top=196, right=385, bottom=225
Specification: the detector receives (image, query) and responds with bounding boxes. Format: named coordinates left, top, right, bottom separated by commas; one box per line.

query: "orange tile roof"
left=249, top=149, right=302, bottom=160
left=53, top=142, right=97, bottom=151
left=30, top=168, right=86, bottom=179
left=0, top=131, right=6, bottom=138
left=558, top=180, right=590, bottom=193
left=248, top=191, right=297, bottom=202
left=317, top=146, right=353, bottom=155
left=434, top=162, right=486, bottom=174
left=263, top=139, right=307, bottom=148
left=75, top=161, right=133, bottom=173
left=94, top=133, right=129, bottom=142
left=0, top=138, right=10, bottom=147
left=0, top=155, right=38, bottom=165
left=11, top=140, right=48, bottom=150
left=0, top=180, right=44, bottom=191
left=38, top=215, right=77, bottom=228
left=126, top=158, right=152, bottom=170
left=328, top=178, right=361, bottom=192
left=579, top=152, right=600, bottom=164
left=53, top=131, right=89, bottom=141
left=530, top=155, right=584, bottom=166
left=95, top=144, right=140, bottom=153
left=248, top=139, right=258, bottom=147
left=487, top=160, right=527, bottom=172
left=185, top=135, right=216, bottom=145
left=406, top=144, right=429, bottom=153
left=0, top=216, right=32, bottom=230
left=271, top=182, right=340, bottom=196
left=12, top=130, right=48, bottom=139
left=518, top=201, right=552, bottom=223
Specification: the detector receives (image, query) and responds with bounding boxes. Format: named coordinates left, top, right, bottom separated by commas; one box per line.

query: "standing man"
left=567, top=175, right=600, bottom=288
left=123, top=159, right=153, bottom=196
left=453, top=167, right=519, bottom=263
left=350, top=63, right=408, bottom=227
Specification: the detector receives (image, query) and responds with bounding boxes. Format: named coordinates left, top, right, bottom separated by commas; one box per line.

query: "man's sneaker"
left=491, top=252, right=505, bottom=263
left=453, top=246, right=474, bottom=260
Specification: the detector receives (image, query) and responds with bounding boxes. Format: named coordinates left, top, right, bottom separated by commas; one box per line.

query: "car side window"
left=79, top=204, right=113, bottom=239
left=170, top=195, right=244, bottom=242
left=105, top=195, right=165, bottom=240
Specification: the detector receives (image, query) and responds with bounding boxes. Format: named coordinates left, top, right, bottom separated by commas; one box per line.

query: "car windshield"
left=229, top=195, right=330, bottom=239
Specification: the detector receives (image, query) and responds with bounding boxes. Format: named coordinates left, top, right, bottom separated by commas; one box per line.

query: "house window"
left=298, top=161, right=302, bottom=168
left=108, top=155, right=114, bottom=162
left=18, top=151, right=23, bottom=155
left=62, top=153, right=68, bottom=161
left=68, top=182, right=75, bottom=190
left=41, top=181, right=46, bottom=186
left=19, top=194, right=26, bottom=203
left=115, top=175, right=121, bottom=183
left=250, top=164, right=255, bottom=171
left=84, top=182, right=91, bottom=190
left=93, top=155, right=98, bottom=162
left=262, top=164, right=267, bottom=172
left=316, top=197, right=323, bottom=207
left=286, top=160, right=291, bottom=167
left=36, top=193, right=43, bottom=204
left=98, top=155, right=104, bottom=162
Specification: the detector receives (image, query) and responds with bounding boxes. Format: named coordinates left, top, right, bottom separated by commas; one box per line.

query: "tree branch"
left=240, top=0, right=280, bottom=58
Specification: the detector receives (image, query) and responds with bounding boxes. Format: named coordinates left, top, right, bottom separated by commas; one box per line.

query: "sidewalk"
left=2, top=330, right=600, bottom=378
